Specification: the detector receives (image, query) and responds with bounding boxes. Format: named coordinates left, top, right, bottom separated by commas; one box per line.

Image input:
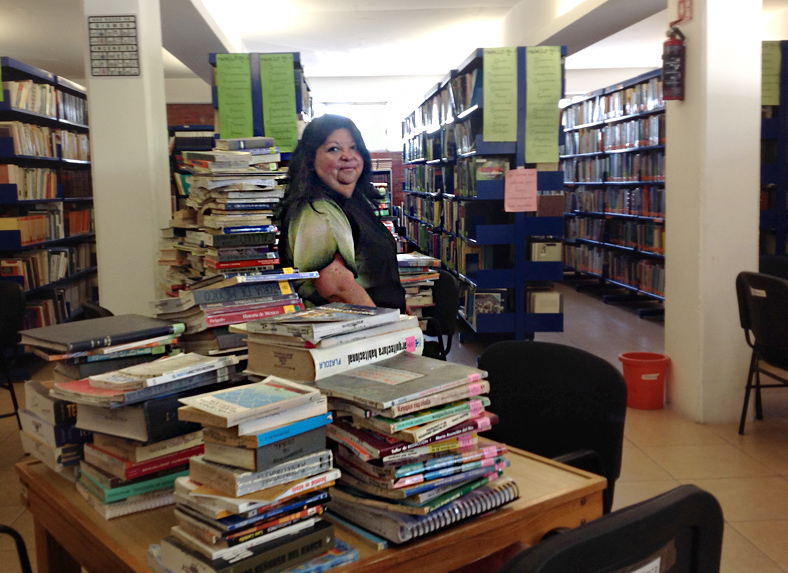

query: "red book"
left=83, top=442, right=204, bottom=480
left=203, top=302, right=304, bottom=327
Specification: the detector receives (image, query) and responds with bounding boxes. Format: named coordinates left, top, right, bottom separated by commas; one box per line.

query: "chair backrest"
left=499, top=484, right=723, bottom=573
left=420, top=269, right=459, bottom=356
left=736, top=271, right=788, bottom=369
left=478, top=341, right=627, bottom=512
left=0, top=282, right=25, bottom=350
left=81, top=301, right=114, bottom=320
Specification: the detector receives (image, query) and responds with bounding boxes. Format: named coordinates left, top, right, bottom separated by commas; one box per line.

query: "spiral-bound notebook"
left=327, top=476, right=519, bottom=544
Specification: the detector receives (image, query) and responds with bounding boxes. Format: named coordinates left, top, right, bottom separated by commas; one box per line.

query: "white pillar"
left=82, top=0, right=171, bottom=315
left=664, top=0, right=761, bottom=421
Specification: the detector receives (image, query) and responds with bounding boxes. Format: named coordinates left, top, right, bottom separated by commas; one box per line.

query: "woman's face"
left=313, top=128, right=363, bottom=198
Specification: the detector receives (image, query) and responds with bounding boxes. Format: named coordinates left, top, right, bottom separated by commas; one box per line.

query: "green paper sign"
left=259, top=53, right=298, bottom=153
left=525, top=46, right=562, bottom=164
left=763, top=41, right=781, bottom=107
left=483, top=47, right=518, bottom=143
left=216, top=54, right=253, bottom=139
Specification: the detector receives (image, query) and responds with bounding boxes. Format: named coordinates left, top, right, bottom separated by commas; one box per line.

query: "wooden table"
left=16, top=446, right=606, bottom=573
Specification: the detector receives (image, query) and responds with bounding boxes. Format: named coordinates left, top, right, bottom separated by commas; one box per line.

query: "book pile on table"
left=156, top=376, right=343, bottom=572
left=315, top=351, right=519, bottom=544
left=18, top=379, right=91, bottom=482
left=396, top=252, right=441, bottom=312
left=19, top=314, right=185, bottom=382
left=49, top=352, right=242, bottom=519
left=150, top=268, right=317, bottom=356
left=233, top=302, right=424, bottom=382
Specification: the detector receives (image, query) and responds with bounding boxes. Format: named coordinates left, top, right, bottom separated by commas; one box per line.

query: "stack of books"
left=150, top=268, right=318, bottom=354
left=19, top=314, right=185, bottom=382
left=314, top=351, right=519, bottom=544
left=396, top=252, right=441, bottom=312
left=49, top=352, right=242, bottom=519
left=18, top=379, right=91, bottom=482
left=231, top=302, right=424, bottom=381
left=158, top=377, right=341, bottom=571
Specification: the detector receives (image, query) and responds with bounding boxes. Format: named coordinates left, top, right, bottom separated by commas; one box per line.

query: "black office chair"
left=0, top=281, right=25, bottom=429
left=479, top=341, right=627, bottom=514
left=81, top=300, right=114, bottom=319
left=419, top=269, right=459, bottom=360
left=499, top=484, right=723, bottom=573
left=759, top=254, right=788, bottom=280
left=736, top=271, right=788, bottom=434
left=0, top=525, right=33, bottom=573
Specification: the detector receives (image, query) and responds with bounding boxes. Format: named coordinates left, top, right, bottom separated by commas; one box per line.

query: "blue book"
left=202, top=412, right=333, bottom=448
left=283, top=538, right=360, bottom=572
left=220, top=224, right=277, bottom=234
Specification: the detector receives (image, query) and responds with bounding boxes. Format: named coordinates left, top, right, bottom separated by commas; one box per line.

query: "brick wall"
left=166, top=104, right=214, bottom=127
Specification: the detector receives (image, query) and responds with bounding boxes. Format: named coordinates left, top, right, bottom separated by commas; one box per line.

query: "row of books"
left=563, top=244, right=665, bottom=297
left=0, top=120, right=89, bottom=160
left=562, top=114, right=665, bottom=155
left=0, top=164, right=57, bottom=200
left=563, top=76, right=663, bottom=129
left=565, top=186, right=666, bottom=218
left=565, top=217, right=665, bottom=254
left=0, top=242, right=93, bottom=290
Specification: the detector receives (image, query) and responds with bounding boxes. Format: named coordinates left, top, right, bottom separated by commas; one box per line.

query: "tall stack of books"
left=158, top=377, right=341, bottom=572
left=231, top=302, right=424, bottom=382
left=397, top=252, right=441, bottom=311
left=151, top=268, right=318, bottom=356
left=18, top=379, right=91, bottom=482
left=314, top=352, right=519, bottom=544
left=49, top=352, right=241, bottom=520
left=159, top=136, right=287, bottom=295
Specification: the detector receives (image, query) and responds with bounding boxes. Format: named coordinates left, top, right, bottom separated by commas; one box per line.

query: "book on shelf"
left=75, top=481, right=175, bottom=520
left=87, top=353, right=240, bottom=391
left=83, top=441, right=203, bottom=481
left=188, top=449, right=334, bottom=497
left=315, top=351, right=488, bottom=410
left=160, top=519, right=333, bottom=573
left=202, top=426, right=327, bottom=472
left=245, top=324, right=424, bottom=382
left=19, top=314, right=185, bottom=353
left=329, top=476, right=519, bottom=544
left=91, top=429, right=204, bottom=464
left=177, top=376, right=323, bottom=428
left=18, top=408, right=92, bottom=448
left=244, top=302, right=400, bottom=342
left=231, top=314, right=419, bottom=350
left=202, top=412, right=333, bottom=449
left=527, top=290, right=563, bottom=313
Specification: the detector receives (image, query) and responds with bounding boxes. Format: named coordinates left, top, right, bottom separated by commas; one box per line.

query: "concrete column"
left=82, top=0, right=171, bottom=315
left=664, top=0, right=761, bottom=421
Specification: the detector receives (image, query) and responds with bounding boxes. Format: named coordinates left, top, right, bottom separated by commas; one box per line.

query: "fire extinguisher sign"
left=677, top=0, right=693, bottom=25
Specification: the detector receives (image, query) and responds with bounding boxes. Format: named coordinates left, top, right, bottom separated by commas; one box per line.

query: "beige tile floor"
left=0, top=282, right=786, bottom=572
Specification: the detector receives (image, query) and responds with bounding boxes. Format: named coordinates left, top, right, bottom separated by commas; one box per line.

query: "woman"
left=276, top=114, right=407, bottom=313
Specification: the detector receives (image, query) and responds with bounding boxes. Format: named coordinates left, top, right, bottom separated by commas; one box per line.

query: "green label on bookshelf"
left=525, top=46, right=561, bottom=164
left=763, top=41, right=781, bottom=107
left=259, top=53, right=298, bottom=153
left=483, top=47, right=518, bottom=143
left=217, top=54, right=253, bottom=139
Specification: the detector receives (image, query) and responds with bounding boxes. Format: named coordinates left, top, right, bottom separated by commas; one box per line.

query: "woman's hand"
left=314, top=253, right=376, bottom=307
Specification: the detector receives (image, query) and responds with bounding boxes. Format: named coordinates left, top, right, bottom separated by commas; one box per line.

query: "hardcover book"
left=18, top=409, right=92, bottom=448
left=203, top=426, right=327, bottom=471
left=245, top=326, right=424, bottom=382
left=202, top=412, right=333, bottom=449
left=83, top=442, right=203, bottom=481
left=315, top=352, right=488, bottom=410
left=19, top=314, right=186, bottom=353
left=177, top=377, right=323, bottom=428
left=23, top=379, right=77, bottom=425
left=244, top=303, right=400, bottom=342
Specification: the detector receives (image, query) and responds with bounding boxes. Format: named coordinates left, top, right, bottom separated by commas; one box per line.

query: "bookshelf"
left=0, top=56, right=98, bottom=328
left=401, top=47, right=566, bottom=341
left=761, top=41, right=788, bottom=257
left=560, top=69, right=665, bottom=318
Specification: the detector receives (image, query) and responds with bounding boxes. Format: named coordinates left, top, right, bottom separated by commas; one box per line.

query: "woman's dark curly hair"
left=276, top=114, right=379, bottom=221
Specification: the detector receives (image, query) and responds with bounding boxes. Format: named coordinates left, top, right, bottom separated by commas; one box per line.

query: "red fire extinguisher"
left=662, top=23, right=686, bottom=101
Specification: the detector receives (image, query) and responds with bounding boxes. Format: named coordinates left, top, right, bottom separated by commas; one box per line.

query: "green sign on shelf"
left=216, top=54, right=253, bottom=139
left=259, top=53, right=298, bottom=153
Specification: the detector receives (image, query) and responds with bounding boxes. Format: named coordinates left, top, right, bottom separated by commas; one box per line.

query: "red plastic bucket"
left=618, top=352, right=670, bottom=410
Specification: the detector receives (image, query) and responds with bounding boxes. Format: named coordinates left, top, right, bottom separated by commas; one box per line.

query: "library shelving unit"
left=0, top=56, right=97, bottom=328
left=560, top=69, right=666, bottom=318
left=372, top=167, right=394, bottom=221
left=401, top=47, right=566, bottom=341
left=761, top=41, right=788, bottom=257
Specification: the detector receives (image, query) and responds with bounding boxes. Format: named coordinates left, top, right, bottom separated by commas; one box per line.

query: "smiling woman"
left=274, top=114, right=407, bottom=313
